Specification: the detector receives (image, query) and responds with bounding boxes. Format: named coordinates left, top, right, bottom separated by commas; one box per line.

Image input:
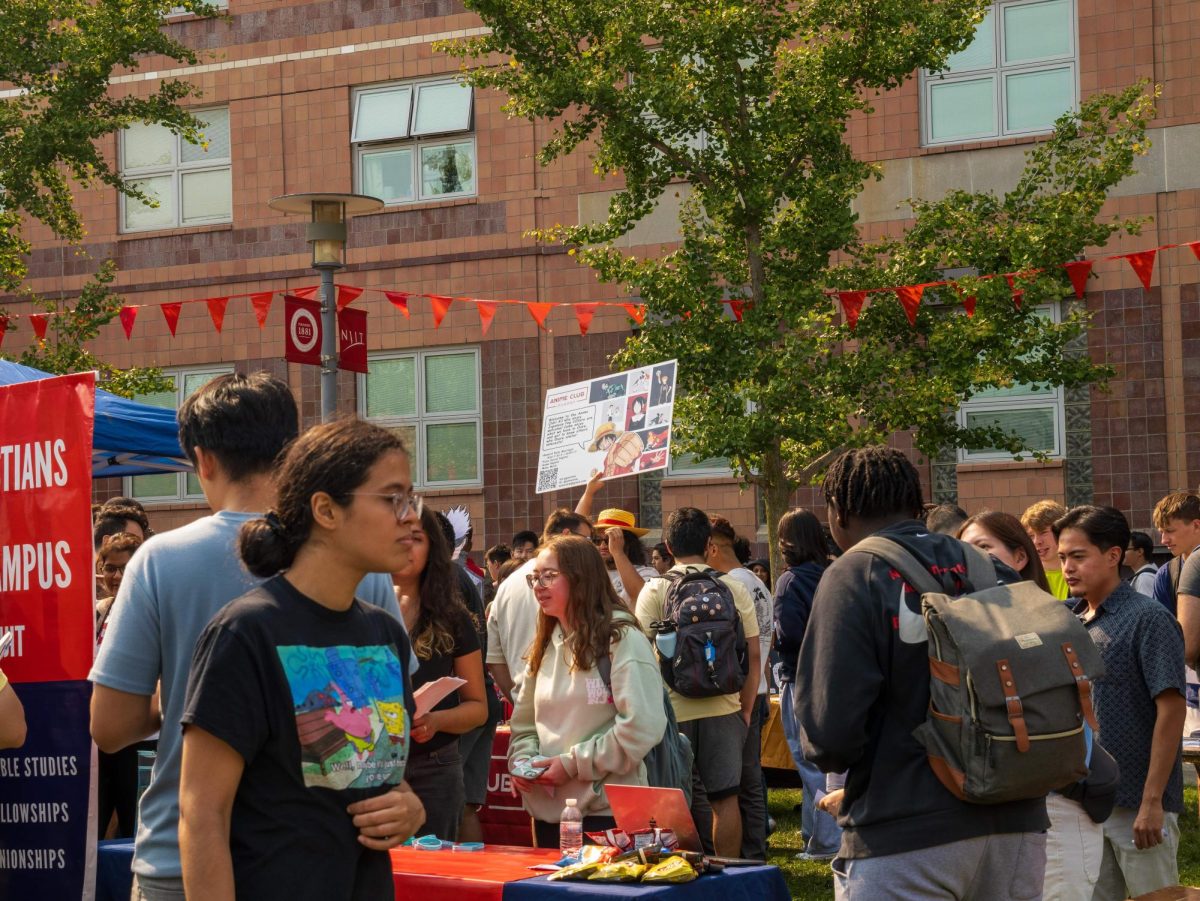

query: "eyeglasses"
left=526, top=569, right=563, bottom=589
left=100, top=563, right=127, bottom=576
left=592, top=537, right=609, bottom=546
left=350, top=491, right=423, bottom=522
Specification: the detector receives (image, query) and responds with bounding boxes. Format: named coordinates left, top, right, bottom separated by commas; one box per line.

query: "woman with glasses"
left=391, top=506, right=488, bottom=840
left=508, top=534, right=666, bottom=848
left=179, top=418, right=426, bottom=901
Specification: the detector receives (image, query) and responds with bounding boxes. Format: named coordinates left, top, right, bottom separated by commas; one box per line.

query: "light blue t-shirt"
left=88, top=510, right=403, bottom=879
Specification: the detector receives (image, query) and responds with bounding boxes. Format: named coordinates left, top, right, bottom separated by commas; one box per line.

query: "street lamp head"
left=267, top=192, right=384, bottom=269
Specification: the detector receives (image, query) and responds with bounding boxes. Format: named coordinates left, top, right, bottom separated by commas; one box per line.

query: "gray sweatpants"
left=833, top=832, right=1047, bottom=901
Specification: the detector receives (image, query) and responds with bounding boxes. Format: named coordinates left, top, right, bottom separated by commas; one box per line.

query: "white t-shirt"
left=725, top=566, right=774, bottom=695
left=485, top=557, right=539, bottom=701
left=608, top=564, right=660, bottom=604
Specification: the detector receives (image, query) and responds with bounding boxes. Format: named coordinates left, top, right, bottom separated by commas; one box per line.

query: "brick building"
left=4, top=0, right=1198, bottom=554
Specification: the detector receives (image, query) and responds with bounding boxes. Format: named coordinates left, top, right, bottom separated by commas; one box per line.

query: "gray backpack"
left=856, top=536, right=1105, bottom=804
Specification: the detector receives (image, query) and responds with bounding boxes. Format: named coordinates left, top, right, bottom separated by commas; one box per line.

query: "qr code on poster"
left=536, top=470, right=557, bottom=493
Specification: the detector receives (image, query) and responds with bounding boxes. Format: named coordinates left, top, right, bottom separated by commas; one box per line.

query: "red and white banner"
left=284, top=294, right=323, bottom=367
left=0, top=371, right=98, bottom=899
left=337, top=307, right=368, bottom=374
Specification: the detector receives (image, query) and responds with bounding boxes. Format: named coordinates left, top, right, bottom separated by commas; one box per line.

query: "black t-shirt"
left=410, top=601, right=481, bottom=756
left=182, top=575, right=415, bottom=901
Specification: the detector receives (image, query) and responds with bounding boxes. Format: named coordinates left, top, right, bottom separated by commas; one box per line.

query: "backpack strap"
left=855, top=535, right=998, bottom=595
left=596, top=652, right=612, bottom=691
left=853, top=536, right=944, bottom=595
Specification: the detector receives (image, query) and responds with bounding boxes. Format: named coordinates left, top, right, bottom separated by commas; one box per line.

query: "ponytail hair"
left=239, top=417, right=406, bottom=577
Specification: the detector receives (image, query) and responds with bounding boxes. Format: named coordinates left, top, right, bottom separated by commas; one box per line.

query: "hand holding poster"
left=536, top=361, right=676, bottom=493
left=0, top=372, right=97, bottom=899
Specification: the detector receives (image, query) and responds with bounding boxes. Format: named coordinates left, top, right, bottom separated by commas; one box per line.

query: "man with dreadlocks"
left=795, top=447, right=1048, bottom=900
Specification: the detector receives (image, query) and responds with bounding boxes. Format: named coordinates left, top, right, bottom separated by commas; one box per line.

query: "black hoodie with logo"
left=795, top=519, right=1049, bottom=859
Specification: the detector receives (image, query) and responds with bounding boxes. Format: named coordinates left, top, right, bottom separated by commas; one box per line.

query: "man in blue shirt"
left=1058, top=505, right=1185, bottom=901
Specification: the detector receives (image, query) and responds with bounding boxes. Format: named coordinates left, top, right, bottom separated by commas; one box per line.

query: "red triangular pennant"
left=950, top=284, right=976, bottom=317
left=574, top=303, right=598, bottom=336
left=1064, top=260, right=1094, bottom=299
left=622, top=303, right=646, bottom=326
left=475, top=300, right=498, bottom=336
left=161, top=302, right=182, bottom=336
left=837, top=291, right=866, bottom=331
left=119, top=306, right=138, bottom=339
left=429, top=294, right=453, bottom=328
left=0, top=316, right=7, bottom=348
left=1003, top=274, right=1024, bottom=308
left=384, top=291, right=410, bottom=319
left=526, top=302, right=553, bottom=330
left=292, top=286, right=319, bottom=300
left=336, top=285, right=363, bottom=311
left=1123, top=249, right=1156, bottom=291
left=895, top=286, right=923, bottom=326
left=250, top=292, right=273, bottom=329
left=207, top=297, right=230, bottom=333
left=727, top=300, right=745, bottom=322
left=1187, top=242, right=1200, bottom=263
left=29, top=314, right=48, bottom=340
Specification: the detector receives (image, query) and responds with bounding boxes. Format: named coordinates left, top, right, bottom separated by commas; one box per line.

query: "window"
left=166, top=0, right=228, bottom=16
left=120, top=107, right=232, bottom=232
left=667, top=453, right=730, bottom=478
left=360, top=348, right=482, bottom=487
left=352, top=80, right=476, bottom=205
left=922, top=0, right=1076, bottom=146
left=124, top=368, right=232, bottom=501
left=957, top=306, right=1064, bottom=461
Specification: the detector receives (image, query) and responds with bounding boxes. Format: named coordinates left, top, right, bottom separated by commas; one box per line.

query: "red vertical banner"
left=337, top=307, right=368, bottom=373
left=284, top=294, right=323, bottom=367
left=0, top=371, right=97, bottom=899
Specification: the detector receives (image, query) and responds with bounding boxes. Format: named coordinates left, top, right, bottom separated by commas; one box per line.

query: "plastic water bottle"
left=655, top=628, right=677, bottom=659
left=559, top=798, right=583, bottom=857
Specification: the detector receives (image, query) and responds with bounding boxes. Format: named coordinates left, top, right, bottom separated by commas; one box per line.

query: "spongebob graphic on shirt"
left=277, top=644, right=410, bottom=791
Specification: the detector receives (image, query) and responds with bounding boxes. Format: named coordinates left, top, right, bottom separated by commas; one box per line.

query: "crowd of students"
left=1, top=369, right=1195, bottom=901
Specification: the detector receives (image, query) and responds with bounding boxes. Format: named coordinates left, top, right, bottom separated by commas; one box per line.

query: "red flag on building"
left=119, top=306, right=138, bottom=339
left=337, top=307, right=368, bottom=373
left=475, top=300, right=499, bottom=336
left=161, top=302, right=182, bottom=336
left=284, top=294, right=323, bottom=367
left=250, top=292, right=273, bottom=329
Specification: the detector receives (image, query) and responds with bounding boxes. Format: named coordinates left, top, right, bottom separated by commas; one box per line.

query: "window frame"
left=118, top=105, right=233, bottom=233
left=358, top=346, right=483, bottom=489
left=352, top=78, right=477, bottom=206
left=920, top=0, right=1078, bottom=148
left=122, top=365, right=234, bottom=503
left=956, top=303, right=1065, bottom=463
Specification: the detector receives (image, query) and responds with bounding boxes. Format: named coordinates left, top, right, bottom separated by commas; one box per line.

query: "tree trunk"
left=760, top=446, right=793, bottom=591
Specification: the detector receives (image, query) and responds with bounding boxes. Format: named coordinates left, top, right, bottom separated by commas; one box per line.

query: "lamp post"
left=268, top=192, right=383, bottom=421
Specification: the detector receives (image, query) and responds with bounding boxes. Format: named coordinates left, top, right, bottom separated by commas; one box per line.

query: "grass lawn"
left=766, top=785, right=1200, bottom=900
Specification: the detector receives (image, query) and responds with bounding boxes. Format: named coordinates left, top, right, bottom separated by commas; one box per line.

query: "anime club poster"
left=535, top=361, right=676, bottom=493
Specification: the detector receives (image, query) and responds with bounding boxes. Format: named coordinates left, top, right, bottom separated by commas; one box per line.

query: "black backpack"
left=650, top=568, right=748, bottom=698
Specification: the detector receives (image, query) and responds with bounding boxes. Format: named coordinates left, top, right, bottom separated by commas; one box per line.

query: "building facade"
left=4, top=0, right=1198, bottom=552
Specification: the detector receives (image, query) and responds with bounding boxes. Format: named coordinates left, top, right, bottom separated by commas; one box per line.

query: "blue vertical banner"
left=0, top=372, right=98, bottom=899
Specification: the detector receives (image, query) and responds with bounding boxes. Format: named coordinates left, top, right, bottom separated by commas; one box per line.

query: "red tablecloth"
left=389, top=844, right=559, bottom=901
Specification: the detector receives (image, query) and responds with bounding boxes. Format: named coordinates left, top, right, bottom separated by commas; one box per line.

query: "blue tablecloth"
left=504, top=864, right=790, bottom=901
left=97, top=839, right=135, bottom=901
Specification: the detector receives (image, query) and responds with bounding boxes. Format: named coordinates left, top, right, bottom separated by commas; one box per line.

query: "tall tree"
left=1, top=0, right=221, bottom=395
left=442, top=2, right=1150, bottom=572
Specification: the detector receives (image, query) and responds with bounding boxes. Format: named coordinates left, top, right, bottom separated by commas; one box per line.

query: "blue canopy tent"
left=0, top=359, right=191, bottom=478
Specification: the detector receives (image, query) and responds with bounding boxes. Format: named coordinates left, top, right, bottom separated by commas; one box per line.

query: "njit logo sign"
left=337, top=307, right=369, bottom=374
left=284, top=294, right=322, bottom=366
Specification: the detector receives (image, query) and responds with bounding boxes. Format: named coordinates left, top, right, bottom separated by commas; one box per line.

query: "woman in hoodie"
left=773, top=507, right=843, bottom=860
left=508, top=534, right=666, bottom=848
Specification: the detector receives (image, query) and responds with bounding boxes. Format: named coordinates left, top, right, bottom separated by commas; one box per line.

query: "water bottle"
left=559, top=798, right=583, bottom=857
left=655, top=627, right=677, bottom=659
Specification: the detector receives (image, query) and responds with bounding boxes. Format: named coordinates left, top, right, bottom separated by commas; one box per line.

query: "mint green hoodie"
left=508, top=615, right=666, bottom=822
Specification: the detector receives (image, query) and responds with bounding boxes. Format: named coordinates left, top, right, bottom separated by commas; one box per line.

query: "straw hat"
left=587, top=422, right=618, bottom=452
left=594, top=508, right=649, bottom=537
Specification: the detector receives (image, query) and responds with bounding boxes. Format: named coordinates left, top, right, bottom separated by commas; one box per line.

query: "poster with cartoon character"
left=536, top=361, right=677, bottom=493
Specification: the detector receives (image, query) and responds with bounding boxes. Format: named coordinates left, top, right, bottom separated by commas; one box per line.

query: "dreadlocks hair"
left=822, top=446, right=925, bottom=524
